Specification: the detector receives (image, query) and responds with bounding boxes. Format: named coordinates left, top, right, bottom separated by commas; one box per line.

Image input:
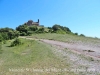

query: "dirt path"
left=20, top=37, right=100, bottom=75
left=40, top=39, right=100, bottom=75
left=40, top=39, right=100, bottom=59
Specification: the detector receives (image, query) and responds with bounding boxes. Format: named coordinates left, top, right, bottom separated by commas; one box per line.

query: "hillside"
left=0, top=38, right=76, bottom=75
left=0, top=25, right=100, bottom=75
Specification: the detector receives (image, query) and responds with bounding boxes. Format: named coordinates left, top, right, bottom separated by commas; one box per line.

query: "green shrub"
left=20, top=32, right=27, bottom=36
left=52, top=24, right=71, bottom=32
left=75, top=33, right=78, bottom=35
left=56, top=29, right=66, bottom=34
left=80, top=34, right=85, bottom=37
left=27, top=31, right=33, bottom=36
left=10, top=38, right=23, bottom=47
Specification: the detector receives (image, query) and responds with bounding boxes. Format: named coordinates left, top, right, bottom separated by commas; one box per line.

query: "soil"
left=40, top=39, right=100, bottom=75
left=20, top=37, right=100, bottom=75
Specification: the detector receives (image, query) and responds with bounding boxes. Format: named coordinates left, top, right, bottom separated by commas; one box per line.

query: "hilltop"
left=0, top=21, right=100, bottom=75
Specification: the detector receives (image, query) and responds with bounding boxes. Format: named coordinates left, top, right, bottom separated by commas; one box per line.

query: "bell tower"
left=38, top=19, right=39, bottom=23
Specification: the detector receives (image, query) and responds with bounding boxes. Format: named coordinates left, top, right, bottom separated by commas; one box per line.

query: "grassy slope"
left=0, top=38, right=76, bottom=75
left=27, top=33, right=100, bottom=44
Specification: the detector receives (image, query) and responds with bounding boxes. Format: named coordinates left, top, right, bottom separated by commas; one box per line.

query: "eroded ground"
left=20, top=37, right=100, bottom=75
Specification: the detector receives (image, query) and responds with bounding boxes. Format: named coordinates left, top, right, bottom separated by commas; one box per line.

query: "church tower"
left=38, top=19, right=39, bottom=23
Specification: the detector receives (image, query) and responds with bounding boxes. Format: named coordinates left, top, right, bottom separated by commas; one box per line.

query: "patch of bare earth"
left=40, top=39, right=100, bottom=75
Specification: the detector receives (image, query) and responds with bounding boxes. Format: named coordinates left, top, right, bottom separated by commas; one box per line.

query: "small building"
left=25, top=19, right=39, bottom=26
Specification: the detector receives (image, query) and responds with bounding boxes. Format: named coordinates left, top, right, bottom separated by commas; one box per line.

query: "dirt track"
left=40, top=39, right=100, bottom=59
left=40, top=39, right=100, bottom=75
left=20, top=37, right=100, bottom=75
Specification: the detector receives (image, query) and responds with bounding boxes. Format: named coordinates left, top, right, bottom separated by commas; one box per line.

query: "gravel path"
left=41, top=39, right=100, bottom=59
left=40, top=39, right=100, bottom=75
left=20, top=37, right=100, bottom=75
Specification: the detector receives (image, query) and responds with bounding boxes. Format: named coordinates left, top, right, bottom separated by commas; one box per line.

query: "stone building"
left=25, top=19, right=39, bottom=26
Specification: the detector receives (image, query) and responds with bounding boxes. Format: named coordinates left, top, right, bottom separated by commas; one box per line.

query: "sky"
left=0, top=0, right=100, bottom=37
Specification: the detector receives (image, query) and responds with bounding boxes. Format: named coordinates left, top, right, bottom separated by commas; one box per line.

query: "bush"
left=75, top=33, right=78, bottom=35
left=36, top=27, right=44, bottom=33
left=80, top=34, right=85, bottom=37
left=0, top=28, right=19, bottom=40
left=56, top=29, right=66, bottom=34
left=52, top=24, right=60, bottom=31
left=52, top=24, right=71, bottom=33
left=29, top=26, right=38, bottom=31
left=20, top=32, right=27, bottom=36
left=10, top=38, right=22, bottom=47
left=27, top=31, right=33, bottom=36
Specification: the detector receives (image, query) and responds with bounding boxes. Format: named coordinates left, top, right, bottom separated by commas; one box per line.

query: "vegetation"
left=80, top=34, right=85, bottom=37
left=0, top=38, right=76, bottom=75
left=16, top=24, right=46, bottom=35
left=10, top=38, right=23, bottom=47
left=0, top=23, right=86, bottom=40
left=0, top=27, right=19, bottom=41
left=0, top=23, right=99, bottom=75
left=27, top=33, right=100, bottom=44
left=74, top=33, right=78, bottom=35
left=52, top=24, right=71, bottom=33
left=16, top=24, right=73, bottom=35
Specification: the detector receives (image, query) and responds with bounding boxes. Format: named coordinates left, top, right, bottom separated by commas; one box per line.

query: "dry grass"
left=0, top=38, right=76, bottom=75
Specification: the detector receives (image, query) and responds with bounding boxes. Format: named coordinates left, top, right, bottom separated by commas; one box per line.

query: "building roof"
left=28, top=20, right=33, bottom=22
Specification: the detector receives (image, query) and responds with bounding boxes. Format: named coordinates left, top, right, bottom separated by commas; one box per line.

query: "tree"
left=75, top=33, right=78, bottom=35
left=63, top=27, right=71, bottom=32
left=0, top=27, right=19, bottom=40
left=0, top=27, right=14, bottom=33
left=52, top=24, right=71, bottom=34
left=52, top=24, right=61, bottom=31
left=16, top=25, right=28, bottom=33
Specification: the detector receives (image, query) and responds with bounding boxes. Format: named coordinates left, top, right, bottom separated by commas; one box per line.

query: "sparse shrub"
left=36, top=27, right=44, bottom=33
left=0, top=28, right=19, bottom=40
left=52, top=24, right=60, bottom=31
left=52, top=24, right=71, bottom=33
left=80, top=34, right=85, bottom=37
left=20, top=32, right=27, bottom=36
left=10, top=38, right=23, bottom=47
left=75, top=33, right=78, bottom=35
left=56, top=29, right=66, bottom=34
left=27, top=31, right=33, bottom=36
left=29, top=26, right=38, bottom=31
